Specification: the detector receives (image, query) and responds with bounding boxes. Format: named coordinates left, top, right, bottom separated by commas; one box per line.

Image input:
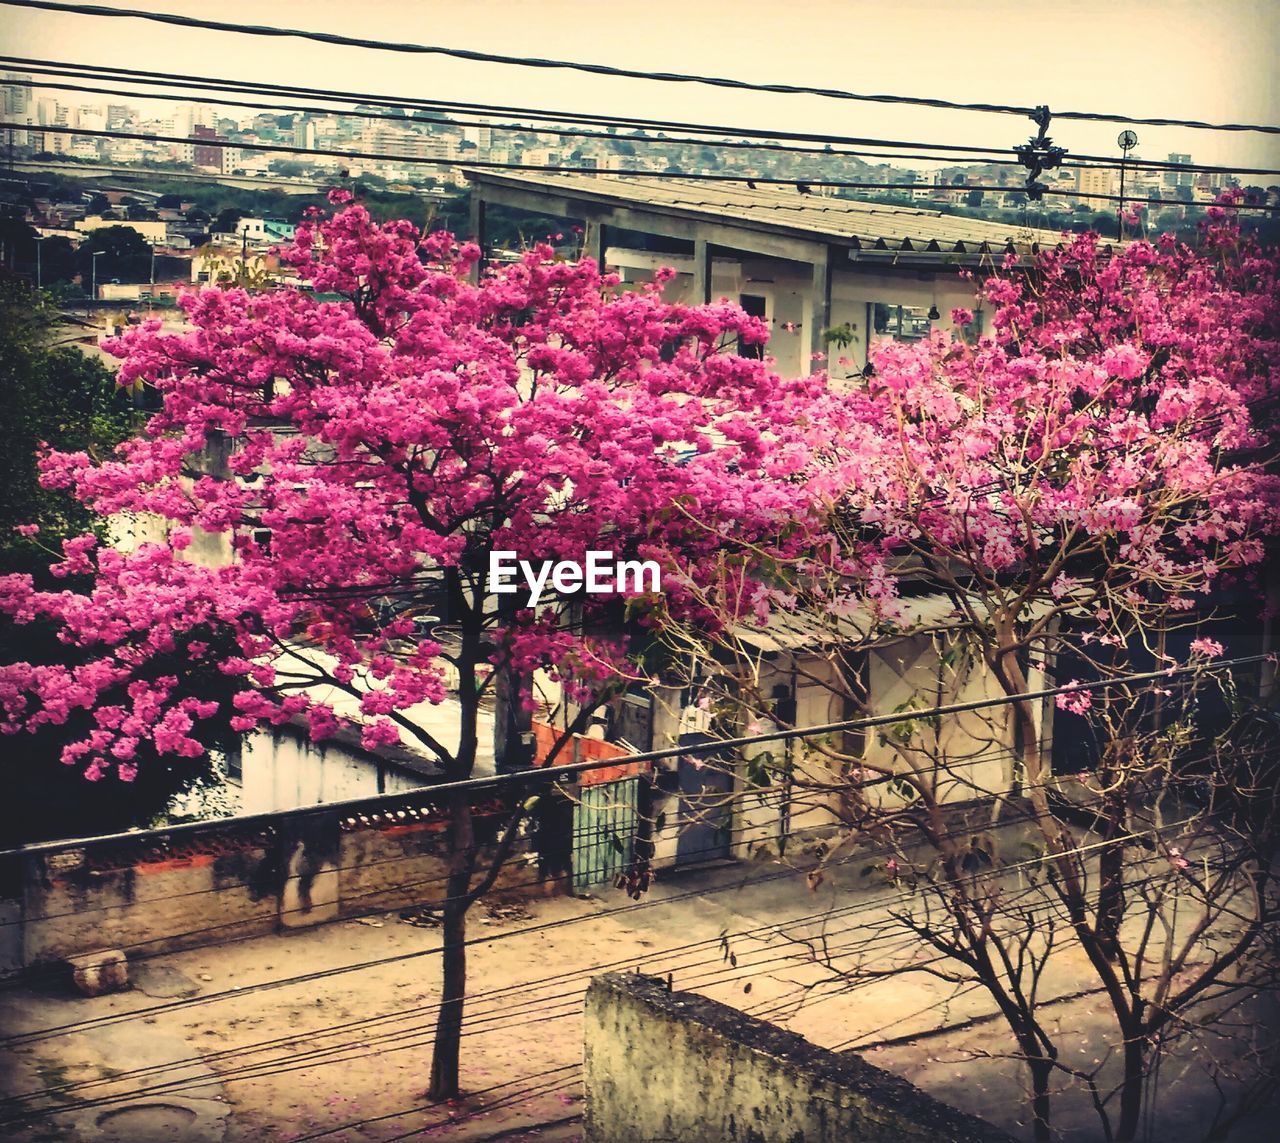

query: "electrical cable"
left=4, top=652, right=1265, bottom=870
left=0, top=805, right=1211, bottom=1055
left=8, top=64, right=1278, bottom=181
left=8, top=121, right=1274, bottom=212
left=0, top=73, right=1038, bottom=172
left=4, top=2, right=1279, bottom=135
left=0, top=873, right=1159, bottom=1123
left=0, top=757, right=1090, bottom=1095
left=11, top=54, right=1276, bottom=179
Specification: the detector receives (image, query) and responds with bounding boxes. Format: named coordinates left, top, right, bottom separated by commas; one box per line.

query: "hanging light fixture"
left=927, top=304, right=941, bottom=321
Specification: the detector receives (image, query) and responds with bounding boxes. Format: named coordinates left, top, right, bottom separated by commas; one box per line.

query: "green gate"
left=571, top=776, right=639, bottom=892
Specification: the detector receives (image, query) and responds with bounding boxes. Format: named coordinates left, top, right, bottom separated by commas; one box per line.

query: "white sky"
left=2, top=0, right=1278, bottom=173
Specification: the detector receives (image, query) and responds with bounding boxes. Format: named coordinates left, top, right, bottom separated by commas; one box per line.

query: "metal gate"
left=675, top=735, right=733, bottom=867
left=572, top=776, right=639, bottom=892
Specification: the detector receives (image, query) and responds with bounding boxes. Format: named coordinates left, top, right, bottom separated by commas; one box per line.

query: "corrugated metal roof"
left=469, top=171, right=1079, bottom=257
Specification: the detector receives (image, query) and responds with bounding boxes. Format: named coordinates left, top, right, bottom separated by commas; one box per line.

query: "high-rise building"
left=191, top=124, right=222, bottom=168
left=1164, top=153, right=1194, bottom=190
left=2, top=74, right=33, bottom=147
left=1, top=73, right=30, bottom=118
left=1076, top=166, right=1116, bottom=201
left=293, top=117, right=317, bottom=150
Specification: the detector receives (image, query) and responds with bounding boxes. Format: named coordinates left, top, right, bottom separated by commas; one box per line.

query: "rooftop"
left=467, top=171, right=1091, bottom=260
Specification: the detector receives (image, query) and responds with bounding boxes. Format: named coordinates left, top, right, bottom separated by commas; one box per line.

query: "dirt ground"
left=0, top=858, right=1276, bottom=1142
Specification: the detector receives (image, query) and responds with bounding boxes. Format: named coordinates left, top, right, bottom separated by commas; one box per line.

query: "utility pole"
left=89, top=249, right=103, bottom=316
left=34, top=233, right=43, bottom=290
left=1117, top=130, right=1138, bottom=241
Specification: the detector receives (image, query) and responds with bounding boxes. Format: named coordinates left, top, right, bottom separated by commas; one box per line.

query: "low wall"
left=6, top=788, right=558, bottom=973
left=584, top=973, right=1017, bottom=1143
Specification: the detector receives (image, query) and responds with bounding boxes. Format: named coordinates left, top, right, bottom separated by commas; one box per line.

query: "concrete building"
left=1164, top=153, right=1194, bottom=190
left=74, top=215, right=168, bottom=243
left=465, top=172, right=1077, bottom=378
left=1076, top=165, right=1117, bottom=202
left=462, top=173, right=1094, bottom=875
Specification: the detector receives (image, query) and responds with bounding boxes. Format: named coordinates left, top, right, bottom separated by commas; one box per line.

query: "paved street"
left=0, top=855, right=1275, bottom=1142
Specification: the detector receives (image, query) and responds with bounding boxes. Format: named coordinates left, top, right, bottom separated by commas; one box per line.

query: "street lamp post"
left=33, top=234, right=44, bottom=290
left=1117, top=130, right=1139, bottom=241
left=89, top=249, right=103, bottom=316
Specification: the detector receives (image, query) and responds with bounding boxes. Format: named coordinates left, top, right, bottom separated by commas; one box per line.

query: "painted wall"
left=10, top=792, right=552, bottom=972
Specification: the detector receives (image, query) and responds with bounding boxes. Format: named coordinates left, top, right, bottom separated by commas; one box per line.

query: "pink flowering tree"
left=0, top=193, right=817, bottom=1099
left=677, top=208, right=1280, bottom=1140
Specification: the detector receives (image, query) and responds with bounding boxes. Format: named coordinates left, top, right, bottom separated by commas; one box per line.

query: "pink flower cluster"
left=0, top=199, right=820, bottom=782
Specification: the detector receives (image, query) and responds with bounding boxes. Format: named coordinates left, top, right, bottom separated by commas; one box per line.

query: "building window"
left=738, top=294, right=767, bottom=360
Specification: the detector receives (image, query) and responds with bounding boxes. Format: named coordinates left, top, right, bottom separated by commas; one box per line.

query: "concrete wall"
left=607, top=248, right=978, bottom=379
left=584, top=972, right=1017, bottom=1143
left=5, top=789, right=552, bottom=974
left=239, top=727, right=428, bottom=814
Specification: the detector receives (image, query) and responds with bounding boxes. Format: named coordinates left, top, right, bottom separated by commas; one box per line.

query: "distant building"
left=191, top=124, right=222, bottom=168
left=1, top=72, right=30, bottom=119
left=74, top=216, right=168, bottom=244
left=2, top=72, right=33, bottom=147
left=1164, top=153, right=1194, bottom=190
left=465, top=171, right=1085, bottom=378
left=292, top=117, right=317, bottom=150
left=1075, top=165, right=1116, bottom=203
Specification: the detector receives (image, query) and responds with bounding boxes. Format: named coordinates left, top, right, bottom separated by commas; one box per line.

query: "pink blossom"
left=1055, top=682, right=1093, bottom=716
left=1189, top=637, right=1224, bottom=658
left=0, top=199, right=819, bottom=787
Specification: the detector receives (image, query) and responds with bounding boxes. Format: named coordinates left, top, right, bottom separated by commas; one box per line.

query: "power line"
left=0, top=798, right=1217, bottom=1060
left=5, top=1, right=1279, bottom=135
left=8, top=64, right=1278, bottom=183
left=5, top=122, right=1273, bottom=213
left=0, top=73, right=1032, bottom=172
left=2, top=732, right=1042, bottom=933
left=0, top=853, right=1188, bottom=1125
left=2, top=654, right=1266, bottom=869
left=0, top=738, right=1074, bottom=1004
left=0, top=54, right=1024, bottom=157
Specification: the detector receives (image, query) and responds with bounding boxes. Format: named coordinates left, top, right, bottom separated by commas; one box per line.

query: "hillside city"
left=5, top=71, right=1279, bottom=287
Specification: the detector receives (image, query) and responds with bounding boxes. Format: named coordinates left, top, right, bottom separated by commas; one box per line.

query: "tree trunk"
left=1115, top=1033, right=1146, bottom=1142
left=427, top=792, right=475, bottom=1101
left=1028, top=1054, right=1054, bottom=1143
left=1096, top=809, right=1125, bottom=961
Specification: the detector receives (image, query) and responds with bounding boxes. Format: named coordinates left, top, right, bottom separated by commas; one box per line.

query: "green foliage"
left=824, top=322, right=857, bottom=349
left=0, top=278, right=238, bottom=842
left=38, top=236, right=79, bottom=285
left=77, top=226, right=153, bottom=285
left=0, top=276, right=141, bottom=574
left=886, top=775, right=922, bottom=804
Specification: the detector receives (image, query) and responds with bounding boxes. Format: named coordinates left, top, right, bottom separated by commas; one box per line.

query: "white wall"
left=239, top=727, right=429, bottom=814
left=606, top=247, right=980, bottom=380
